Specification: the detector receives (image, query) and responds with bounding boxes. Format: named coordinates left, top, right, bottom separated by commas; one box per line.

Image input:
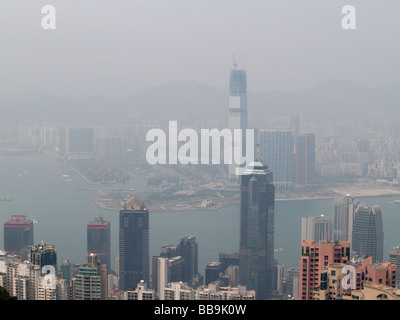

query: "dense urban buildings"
left=299, top=239, right=351, bottom=300
left=239, top=159, right=275, bottom=299
left=118, top=196, right=149, bottom=290
left=351, top=204, right=384, bottom=263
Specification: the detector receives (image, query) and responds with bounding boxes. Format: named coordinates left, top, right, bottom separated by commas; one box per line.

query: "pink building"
left=299, top=239, right=351, bottom=300
left=352, top=257, right=397, bottom=289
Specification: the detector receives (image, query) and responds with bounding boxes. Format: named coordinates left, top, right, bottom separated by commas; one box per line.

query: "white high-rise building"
left=333, top=195, right=358, bottom=242
left=301, top=215, right=332, bottom=242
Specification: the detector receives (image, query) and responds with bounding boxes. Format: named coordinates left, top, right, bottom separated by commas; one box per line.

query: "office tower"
left=352, top=204, right=384, bottom=263
left=259, top=129, right=294, bottom=190
left=219, top=252, right=239, bottom=272
left=286, top=267, right=299, bottom=300
left=239, top=159, right=275, bottom=300
left=390, top=246, right=400, bottom=288
left=290, top=114, right=300, bottom=139
left=30, top=242, right=57, bottom=268
left=274, top=261, right=286, bottom=297
left=294, top=133, right=315, bottom=184
left=205, top=262, right=224, bottom=285
left=65, top=127, right=94, bottom=160
left=87, top=215, right=111, bottom=273
left=228, top=64, right=248, bottom=178
left=176, top=235, right=198, bottom=285
left=119, top=197, right=149, bottom=290
left=168, top=256, right=185, bottom=283
left=333, top=195, right=358, bottom=242
left=160, top=245, right=178, bottom=258
left=299, top=239, right=350, bottom=300
left=74, top=253, right=107, bottom=300
left=4, top=215, right=34, bottom=259
left=301, top=215, right=332, bottom=242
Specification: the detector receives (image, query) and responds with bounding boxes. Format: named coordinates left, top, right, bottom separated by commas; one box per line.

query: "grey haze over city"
left=0, top=0, right=400, bottom=126
left=2, top=0, right=400, bottom=303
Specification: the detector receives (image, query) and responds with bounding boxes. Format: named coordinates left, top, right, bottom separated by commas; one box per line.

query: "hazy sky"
left=0, top=0, right=399, bottom=98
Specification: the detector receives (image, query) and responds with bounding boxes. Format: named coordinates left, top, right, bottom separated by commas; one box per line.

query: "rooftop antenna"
left=233, top=53, right=238, bottom=70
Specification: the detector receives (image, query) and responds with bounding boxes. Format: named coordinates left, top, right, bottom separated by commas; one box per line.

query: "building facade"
left=119, top=197, right=149, bottom=290
left=3, top=215, right=34, bottom=259
left=333, top=195, right=358, bottom=242
left=259, top=129, right=294, bottom=190
left=239, top=160, right=275, bottom=300
left=351, top=204, right=384, bottom=263
left=87, top=215, right=111, bottom=273
left=299, top=239, right=350, bottom=300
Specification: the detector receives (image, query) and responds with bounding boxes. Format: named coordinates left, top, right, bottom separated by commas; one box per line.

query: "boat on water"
left=0, top=198, right=12, bottom=201
left=394, top=200, right=400, bottom=204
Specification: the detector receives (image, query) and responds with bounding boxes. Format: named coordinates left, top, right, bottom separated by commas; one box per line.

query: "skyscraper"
left=352, top=204, right=384, bottom=263
left=301, top=215, right=332, bottom=242
left=176, top=235, right=198, bottom=285
left=239, top=159, right=275, bottom=300
left=389, top=246, right=400, bottom=288
left=87, top=215, right=111, bottom=273
left=228, top=64, right=248, bottom=178
left=30, top=242, right=57, bottom=268
left=74, top=253, right=108, bottom=300
left=3, top=215, right=34, bottom=259
left=65, top=127, right=94, bottom=160
left=259, top=129, right=294, bottom=190
left=333, top=195, right=358, bottom=242
left=294, top=133, right=315, bottom=184
left=119, top=197, right=149, bottom=290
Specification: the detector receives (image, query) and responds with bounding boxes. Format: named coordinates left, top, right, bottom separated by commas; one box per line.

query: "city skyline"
left=1, top=1, right=400, bottom=302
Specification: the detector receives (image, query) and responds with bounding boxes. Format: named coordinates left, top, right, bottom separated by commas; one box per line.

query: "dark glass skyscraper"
left=30, top=242, right=57, bottom=268
left=4, top=215, right=34, bottom=259
left=239, top=159, right=275, bottom=300
left=294, top=133, right=315, bottom=184
left=228, top=64, right=248, bottom=178
left=176, top=235, right=198, bottom=285
left=87, top=215, right=111, bottom=273
left=119, top=197, right=149, bottom=290
left=351, top=204, right=384, bottom=263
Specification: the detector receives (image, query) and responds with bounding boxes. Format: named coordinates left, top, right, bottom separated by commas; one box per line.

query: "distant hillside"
left=0, top=80, right=399, bottom=126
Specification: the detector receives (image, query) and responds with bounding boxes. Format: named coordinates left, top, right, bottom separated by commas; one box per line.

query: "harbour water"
left=0, top=153, right=399, bottom=273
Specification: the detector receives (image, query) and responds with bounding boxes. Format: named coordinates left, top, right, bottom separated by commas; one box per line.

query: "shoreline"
left=91, top=190, right=400, bottom=213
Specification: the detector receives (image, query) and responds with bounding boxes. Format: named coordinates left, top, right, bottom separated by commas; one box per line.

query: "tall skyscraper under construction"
left=228, top=63, right=248, bottom=178
left=119, top=197, right=149, bottom=290
left=239, top=159, right=275, bottom=299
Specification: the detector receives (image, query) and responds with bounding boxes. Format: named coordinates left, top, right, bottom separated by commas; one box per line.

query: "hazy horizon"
left=1, top=0, right=399, bottom=100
